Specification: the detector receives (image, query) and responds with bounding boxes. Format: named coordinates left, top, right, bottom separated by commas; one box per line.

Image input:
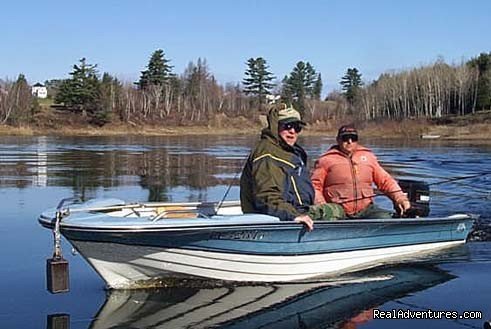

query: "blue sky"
left=1, top=0, right=490, bottom=95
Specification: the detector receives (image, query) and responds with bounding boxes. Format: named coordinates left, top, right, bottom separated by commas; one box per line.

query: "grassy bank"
left=1, top=110, right=490, bottom=140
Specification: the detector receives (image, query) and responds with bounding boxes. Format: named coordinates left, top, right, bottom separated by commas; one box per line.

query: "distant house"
left=32, top=83, right=48, bottom=99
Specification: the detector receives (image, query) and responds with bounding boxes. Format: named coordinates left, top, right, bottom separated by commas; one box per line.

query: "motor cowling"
left=397, top=179, right=430, bottom=217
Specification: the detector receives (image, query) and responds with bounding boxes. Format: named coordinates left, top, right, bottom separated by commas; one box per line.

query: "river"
left=0, top=135, right=489, bottom=329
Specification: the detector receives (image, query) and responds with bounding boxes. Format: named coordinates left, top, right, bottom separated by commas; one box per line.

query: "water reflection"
left=0, top=135, right=489, bottom=215
left=83, top=265, right=453, bottom=329
left=0, top=136, right=251, bottom=202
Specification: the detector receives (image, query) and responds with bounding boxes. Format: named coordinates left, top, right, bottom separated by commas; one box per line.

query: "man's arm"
left=311, top=159, right=328, bottom=204
left=371, top=155, right=411, bottom=214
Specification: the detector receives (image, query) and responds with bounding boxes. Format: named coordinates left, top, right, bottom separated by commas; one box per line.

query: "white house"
left=32, top=83, right=48, bottom=99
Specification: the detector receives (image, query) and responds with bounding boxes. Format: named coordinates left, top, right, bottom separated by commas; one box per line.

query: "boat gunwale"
left=38, top=214, right=475, bottom=233
left=70, top=238, right=467, bottom=260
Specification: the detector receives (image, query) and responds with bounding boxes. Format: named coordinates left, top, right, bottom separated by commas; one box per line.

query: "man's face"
left=278, top=121, right=302, bottom=146
left=337, top=134, right=358, bottom=155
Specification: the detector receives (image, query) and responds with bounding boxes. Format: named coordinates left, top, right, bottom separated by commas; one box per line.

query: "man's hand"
left=396, top=199, right=411, bottom=216
left=294, top=214, right=314, bottom=231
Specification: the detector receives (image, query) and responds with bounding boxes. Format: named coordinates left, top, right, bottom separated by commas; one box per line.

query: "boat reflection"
left=87, top=265, right=454, bottom=329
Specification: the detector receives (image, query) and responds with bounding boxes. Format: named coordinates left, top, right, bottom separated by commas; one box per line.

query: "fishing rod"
left=215, top=155, right=249, bottom=215
left=335, top=171, right=490, bottom=217
left=215, top=163, right=490, bottom=216
left=339, top=171, right=491, bottom=205
left=426, top=171, right=490, bottom=186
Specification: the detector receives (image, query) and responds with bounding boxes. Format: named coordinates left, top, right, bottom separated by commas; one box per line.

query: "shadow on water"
left=50, top=265, right=451, bottom=329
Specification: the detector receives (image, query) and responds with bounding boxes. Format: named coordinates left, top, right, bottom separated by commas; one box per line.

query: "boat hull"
left=38, top=199, right=474, bottom=289
left=46, top=215, right=473, bottom=289
left=74, top=238, right=464, bottom=289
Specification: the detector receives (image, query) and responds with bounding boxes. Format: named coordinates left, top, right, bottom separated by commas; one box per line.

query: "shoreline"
left=0, top=123, right=487, bottom=141
left=1, top=113, right=490, bottom=141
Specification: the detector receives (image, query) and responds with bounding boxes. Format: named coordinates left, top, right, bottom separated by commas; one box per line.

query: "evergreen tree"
left=137, top=49, right=173, bottom=89
left=242, top=57, right=275, bottom=106
left=282, top=61, right=318, bottom=114
left=468, top=52, right=491, bottom=111
left=16, top=73, right=28, bottom=84
left=280, top=75, right=293, bottom=104
left=55, top=58, right=101, bottom=112
left=340, top=68, right=363, bottom=104
left=312, top=73, right=323, bottom=100
left=44, top=79, right=64, bottom=99
left=304, top=62, right=318, bottom=97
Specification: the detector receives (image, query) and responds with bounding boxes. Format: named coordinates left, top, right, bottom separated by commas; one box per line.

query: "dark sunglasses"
left=340, top=134, right=358, bottom=142
left=279, top=122, right=302, bottom=133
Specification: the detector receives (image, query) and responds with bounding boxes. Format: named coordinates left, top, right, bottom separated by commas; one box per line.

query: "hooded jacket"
left=240, top=108, right=314, bottom=220
left=311, top=145, right=406, bottom=216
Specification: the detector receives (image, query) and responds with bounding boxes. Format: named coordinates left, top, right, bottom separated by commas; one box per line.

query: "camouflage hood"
left=261, top=103, right=304, bottom=149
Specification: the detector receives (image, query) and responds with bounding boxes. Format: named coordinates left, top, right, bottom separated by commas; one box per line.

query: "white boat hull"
left=74, top=239, right=465, bottom=289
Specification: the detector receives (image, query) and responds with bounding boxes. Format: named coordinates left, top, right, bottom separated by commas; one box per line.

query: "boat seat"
left=154, top=206, right=199, bottom=220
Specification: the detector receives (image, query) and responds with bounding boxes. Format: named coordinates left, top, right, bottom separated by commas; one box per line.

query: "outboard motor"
left=397, top=179, right=430, bottom=217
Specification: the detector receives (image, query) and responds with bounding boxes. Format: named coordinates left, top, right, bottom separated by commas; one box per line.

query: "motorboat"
left=420, top=134, right=441, bottom=139
left=38, top=197, right=475, bottom=290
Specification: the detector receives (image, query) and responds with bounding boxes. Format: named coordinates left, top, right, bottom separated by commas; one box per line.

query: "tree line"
left=1, top=50, right=490, bottom=127
left=354, top=55, right=490, bottom=120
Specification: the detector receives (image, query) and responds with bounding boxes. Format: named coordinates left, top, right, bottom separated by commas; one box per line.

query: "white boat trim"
left=75, top=239, right=465, bottom=289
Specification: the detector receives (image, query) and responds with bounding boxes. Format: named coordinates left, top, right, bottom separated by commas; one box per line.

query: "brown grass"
left=0, top=125, right=35, bottom=136
left=1, top=111, right=490, bottom=140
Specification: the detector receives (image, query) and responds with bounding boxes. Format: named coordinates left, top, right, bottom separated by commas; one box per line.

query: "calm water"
left=0, top=135, right=490, bottom=329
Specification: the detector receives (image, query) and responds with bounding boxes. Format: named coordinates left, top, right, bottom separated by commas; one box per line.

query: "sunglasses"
left=340, top=134, right=358, bottom=142
left=279, top=122, right=302, bottom=133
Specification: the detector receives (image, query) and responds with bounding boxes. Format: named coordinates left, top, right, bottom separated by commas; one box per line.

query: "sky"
left=1, top=0, right=490, bottom=95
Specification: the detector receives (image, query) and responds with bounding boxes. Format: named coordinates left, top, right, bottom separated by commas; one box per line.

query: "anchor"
left=46, top=198, right=76, bottom=293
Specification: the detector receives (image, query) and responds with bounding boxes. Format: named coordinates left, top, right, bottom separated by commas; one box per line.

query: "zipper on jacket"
left=290, top=176, right=303, bottom=206
left=349, top=155, right=358, bottom=214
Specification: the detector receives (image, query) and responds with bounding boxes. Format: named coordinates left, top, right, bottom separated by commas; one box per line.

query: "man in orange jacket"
left=311, top=125, right=411, bottom=218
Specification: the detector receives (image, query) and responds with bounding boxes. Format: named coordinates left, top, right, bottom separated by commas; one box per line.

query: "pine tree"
left=137, top=49, right=173, bottom=89
left=304, top=62, right=317, bottom=97
left=468, top=52, right=491, bottom=111
left=312, top=73, right=323, bottom=100
left=242, top=57, right=275, bottom=106
left=282, top=61, right=319, bottom=114
left=340, top=68, right=363, bottom=104
left=280, top=75, right=293, bottom=103
left=44, top=79, right=64, bottom=99
left=55, top=58, right=101, bottom=112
